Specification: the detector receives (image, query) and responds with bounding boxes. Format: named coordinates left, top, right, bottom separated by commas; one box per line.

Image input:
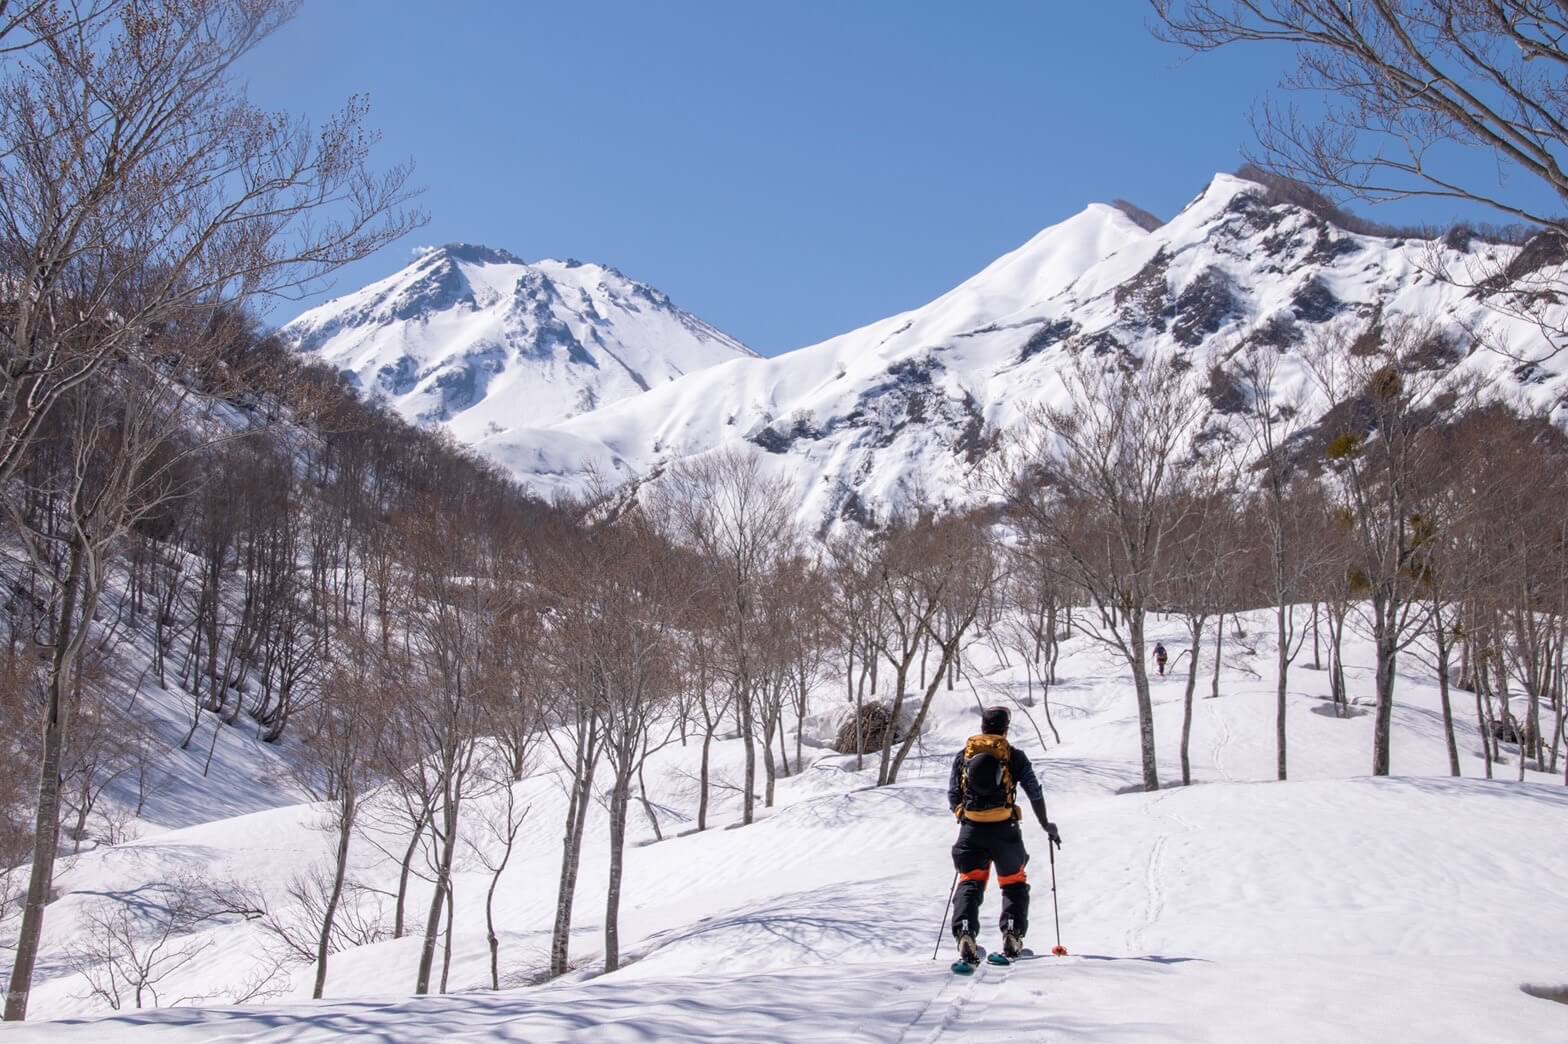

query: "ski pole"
left=930, top=871, right=959, bottom=960
left=1048, top=840, right=1068, bottom=956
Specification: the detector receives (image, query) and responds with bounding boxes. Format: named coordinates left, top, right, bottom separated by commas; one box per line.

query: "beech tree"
left=1307, top=317, right=1479, bottom=775
left=1002, top=356, right=1206, bottom=791
left=661, top=451, right=795, bottom=825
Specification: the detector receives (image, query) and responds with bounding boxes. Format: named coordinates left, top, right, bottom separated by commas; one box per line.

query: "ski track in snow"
left=1128, top=788, right=1192, bottom=954
left=1208, top=695, right=1234, bottom=782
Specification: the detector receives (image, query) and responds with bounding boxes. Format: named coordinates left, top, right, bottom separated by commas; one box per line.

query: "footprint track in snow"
left=1208, top=696, right=1234, bottom=782
left=1127, top=788, right=1193, bottom=952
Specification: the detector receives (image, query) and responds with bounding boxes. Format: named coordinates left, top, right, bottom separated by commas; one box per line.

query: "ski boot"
left=951, top=933, right=980, bottom=974
left=1002, top=930, right=1024, bottom=960
left=958, top=933, right=979, bottom=964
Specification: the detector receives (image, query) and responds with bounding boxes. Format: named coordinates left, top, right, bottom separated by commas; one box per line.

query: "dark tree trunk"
left=313, top=793, right=355, bottom=999
left=5, top=546, right=91, bottom=1022
left=1180, top=623, right=1202, bottom=786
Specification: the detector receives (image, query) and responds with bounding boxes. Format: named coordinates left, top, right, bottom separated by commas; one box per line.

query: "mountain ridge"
left=286, top=174, right=1568, bottom=530
left=281, top=244, right=756, bottom=438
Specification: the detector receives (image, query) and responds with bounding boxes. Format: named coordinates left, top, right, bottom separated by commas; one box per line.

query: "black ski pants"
left=950, top=817, right=1030, bottom=940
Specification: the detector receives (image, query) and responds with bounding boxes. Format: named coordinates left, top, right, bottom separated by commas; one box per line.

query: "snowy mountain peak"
left=435, top=242, right=526, bottom=266
left=475, top=171, right=1568, bottom=529
left=282, top=245, right=754, bottom=437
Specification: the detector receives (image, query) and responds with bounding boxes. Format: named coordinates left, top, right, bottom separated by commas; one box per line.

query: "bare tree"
left=400, top=508, right=490, bottom=996
left=1157, top=483, right=1239, bottom=786
left=588, top=516, right=685, bottom=973
left=291, top=642, right=388, bottom=999
left=1152, top=1, right=1568, bottom=360
left=1307, top=316, right=1474, bottom=775
left=1232, top=345, right=1321, bottom=779
left=661, top=450, right=795, bottom=825
left=885, top=515, right=1003, bottom=786
left=1000, top=356, right=1206, bottom=791
left=65, top=877, right=217, bottom=1011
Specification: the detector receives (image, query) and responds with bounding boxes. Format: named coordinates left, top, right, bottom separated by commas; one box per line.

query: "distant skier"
left=948, top=706, right=1061, bottom=967
left=1153, top=642, right=1168, bottom=677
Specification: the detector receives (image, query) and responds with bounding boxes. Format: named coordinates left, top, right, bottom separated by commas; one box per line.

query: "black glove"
left=1029, top=798, right=1061, bottom=848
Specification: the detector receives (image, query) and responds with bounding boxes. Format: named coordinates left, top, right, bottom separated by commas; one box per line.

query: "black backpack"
left=959, top=734, right=1017, bottom=823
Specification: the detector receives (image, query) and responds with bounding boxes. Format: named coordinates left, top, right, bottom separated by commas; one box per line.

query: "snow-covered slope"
left=282, top=245, right=755, bottom=438
left=481, top=174, right=1568, bottom=529
left=11, top=613, right=1567, bottom=1041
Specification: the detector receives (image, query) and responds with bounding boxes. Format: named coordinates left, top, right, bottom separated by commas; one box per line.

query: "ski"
left=950, top=958, right=979, bottom=976
left=986, top=951, right=1011, bottom=966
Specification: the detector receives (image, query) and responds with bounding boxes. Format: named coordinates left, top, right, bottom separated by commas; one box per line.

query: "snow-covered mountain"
left=472, top=173, right=1568, bottom=529
left=282, top=245, right=755, bottom=438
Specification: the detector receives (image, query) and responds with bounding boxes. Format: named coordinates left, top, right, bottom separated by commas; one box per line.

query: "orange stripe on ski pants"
left=996, top=869, right=1027, bottom=887
left=958, top=868, right=990, bottom=883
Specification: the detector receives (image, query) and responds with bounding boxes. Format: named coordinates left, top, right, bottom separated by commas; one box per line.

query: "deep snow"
left=5, top=609, right=1565, bottom=1042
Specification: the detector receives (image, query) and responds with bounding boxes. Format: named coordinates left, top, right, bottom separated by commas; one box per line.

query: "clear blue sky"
left=243, top=2, right=1537, bottom=356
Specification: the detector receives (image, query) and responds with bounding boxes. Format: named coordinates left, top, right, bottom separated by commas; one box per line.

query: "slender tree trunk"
left=697, top=723, right=713, bottom=832
left=854, top=655, right=867, bottom=771
left=1180, top=622, right=1202, bottom=786
left=415, top=793, right=459, bottom=993
left=1130, top=612, right=1160, bottom=791
left=738, top=685, right=757, bottom=825
left=1311, top=601, right=1321, bottom=670
left=1372, top=624, right=1397, bottom=777
left=1276, top=603, right=1289, bottom=782
left=485, top=838, right=515, bottom=991
left=313, top=794, right=355, bottom=999
left=439, top=879, right=454, bottom=994
left=777, top=712, right=791, bottom=779
left=1476, top=683, right=1494, bottom=780
left=760, top=705, right=778, bottom=808
left=637, top=758, right=662, bottom=842
left=888, top=643, right=962, bottom=784
left=1330, top=607, right=1349, bottom=716
left=1209, top=612, right=1225, bottom=700
left=393, top=807, right=430, bottom=939
left=604, top=777, right=629, bottom=973
left=877, top=662, right=912, bottom=787
left=795, top=691, right=805, bottom=776
left=1550, top=635, right=1565, bottom=779
left=1040, top=662, right=1061, bottom=744
left=1433, top=608, right=1460, bottom=778
left=550, top=733, right=596, bottom=977
left=5, top=548, right=91, bottom=1023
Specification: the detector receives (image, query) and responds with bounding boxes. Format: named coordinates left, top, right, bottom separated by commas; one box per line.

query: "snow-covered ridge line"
left=281, top=244, right=755, bottom=441
left=473, top=172, right=1568, bottom=530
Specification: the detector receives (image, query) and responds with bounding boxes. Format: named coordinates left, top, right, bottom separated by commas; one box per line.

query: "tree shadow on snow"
left=1357, top=774, right=1568, bottom=808
left=626, top=880, right=924, bottom=968
left=36, top=968, right=899, bottom=1043
left=1075, top=953, right=1209, bottom=965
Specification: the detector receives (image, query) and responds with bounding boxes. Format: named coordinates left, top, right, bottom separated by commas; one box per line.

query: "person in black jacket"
left=947, top=705, right=1061, bottom=962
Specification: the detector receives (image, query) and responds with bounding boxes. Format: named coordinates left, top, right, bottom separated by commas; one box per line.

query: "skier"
left=948, top=705, right=1061, bottom=967
left=1153, top=642, right=1168, bottom=677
